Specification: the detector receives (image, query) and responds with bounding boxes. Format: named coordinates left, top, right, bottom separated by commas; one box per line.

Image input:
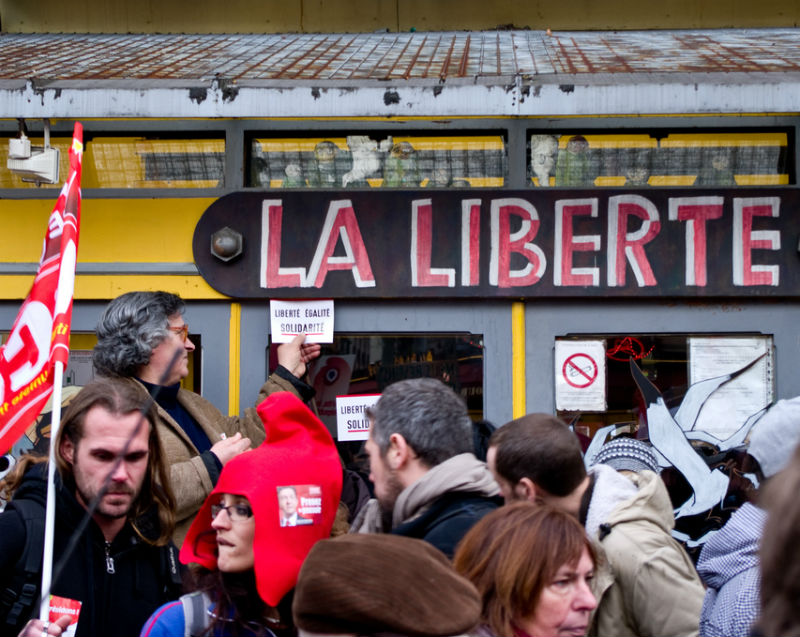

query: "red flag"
left=0, top=123, right=83, bottom=455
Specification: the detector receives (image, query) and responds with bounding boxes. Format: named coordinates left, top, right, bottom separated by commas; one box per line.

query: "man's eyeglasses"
left=167, top=324, right=189, bottom=342
left=211, top=502, right=253, bottom=522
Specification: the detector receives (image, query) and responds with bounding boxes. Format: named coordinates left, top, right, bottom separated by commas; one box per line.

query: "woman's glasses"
left=167, top=324, right=189, bottom=342
left=211, top=502, right=253, bottom=522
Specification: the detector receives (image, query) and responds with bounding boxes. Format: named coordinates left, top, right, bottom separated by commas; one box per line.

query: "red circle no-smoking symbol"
left=562, top=353, right=598, bottom=389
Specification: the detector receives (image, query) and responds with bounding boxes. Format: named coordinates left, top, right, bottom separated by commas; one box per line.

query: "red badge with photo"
left=277, top=484, right=322, bottom=527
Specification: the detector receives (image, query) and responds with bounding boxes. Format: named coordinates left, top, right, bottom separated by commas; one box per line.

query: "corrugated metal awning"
left=1, top=29, right=799, bottom=117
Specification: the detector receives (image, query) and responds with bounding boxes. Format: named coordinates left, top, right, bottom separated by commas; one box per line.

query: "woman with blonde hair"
left=453, top=501, right=597, bottom=637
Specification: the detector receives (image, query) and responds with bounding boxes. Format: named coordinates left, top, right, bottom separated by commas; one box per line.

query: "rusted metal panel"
left=2, top=30, right=800, bottom=83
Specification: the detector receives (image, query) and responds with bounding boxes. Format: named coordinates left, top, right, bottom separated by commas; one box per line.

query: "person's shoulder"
left=405, top=492, right=501, bottom=558
left=434, top=490, right=502, bottom=518
left=138, top=600, right=185, bottom=637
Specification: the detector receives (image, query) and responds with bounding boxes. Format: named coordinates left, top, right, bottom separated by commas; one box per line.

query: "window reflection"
left=529, top=131, right=789, bottom=187
left=0, top=136, right=225, bottom=188
left=249, top=135, right=506, bottom=188
left=270, top=332, right=484, bottom=421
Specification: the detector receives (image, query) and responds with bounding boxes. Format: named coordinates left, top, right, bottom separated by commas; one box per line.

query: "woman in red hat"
left=140, top=392, right=343, bottom=637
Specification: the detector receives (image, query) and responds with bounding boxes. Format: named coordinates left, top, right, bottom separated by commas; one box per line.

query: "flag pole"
left=39, top=360, right=65, bottom=621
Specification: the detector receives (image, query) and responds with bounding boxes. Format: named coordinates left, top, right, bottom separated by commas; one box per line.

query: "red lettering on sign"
left=307, top=200, right=375, bottom=288
left=733, top=197, right=780, bottom=286
left=555, top=198, right=600, bottom=287
left=261, top=200, right=305, bottom=288
left=411, top=199, right=455, bottom=287
left=461, top=199, right=481, bottom=287
left=668, top=197, right=724, bottom=287
left=607, top=195, right=660, bottom=287
left=490, top=198, right=546, bottom=288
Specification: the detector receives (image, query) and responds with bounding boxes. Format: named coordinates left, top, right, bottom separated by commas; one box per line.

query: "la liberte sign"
left=192, top=189, right=798, bottom=299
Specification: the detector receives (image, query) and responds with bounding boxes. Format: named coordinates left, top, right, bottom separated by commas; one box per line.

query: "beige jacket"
left=586, top=465, right=704, bottom=637
left=130, top=373, right=302, bottom=546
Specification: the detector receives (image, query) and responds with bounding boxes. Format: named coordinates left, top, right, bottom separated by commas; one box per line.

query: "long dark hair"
left=187, top=558, right=294, bottom=637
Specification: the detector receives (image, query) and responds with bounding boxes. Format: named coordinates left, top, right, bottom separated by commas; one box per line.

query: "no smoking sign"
left=562, top=353, right=598, bottom=388
left=555, top=340, right=606, bottom=411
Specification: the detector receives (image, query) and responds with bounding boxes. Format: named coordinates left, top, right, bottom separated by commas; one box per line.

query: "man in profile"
left=353, top=378, right=500, bottom=558
left=0, top=377, right=181, bottom=637
left=278, top=485, right=313, bottom=526
left=487, top=413, right=704, bottom=637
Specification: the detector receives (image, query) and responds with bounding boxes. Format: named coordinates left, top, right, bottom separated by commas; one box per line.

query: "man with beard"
left=351, top=378, right=501, bottom=558
left=0, top=378, right=182, bottom=637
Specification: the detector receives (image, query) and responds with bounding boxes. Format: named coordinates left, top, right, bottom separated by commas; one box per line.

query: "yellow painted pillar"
left=511, top=301, right=526, bottom=418
left=228, top=302, right=241, bottom=415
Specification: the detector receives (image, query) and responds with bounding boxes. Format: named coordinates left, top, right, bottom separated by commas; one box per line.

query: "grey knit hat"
left=292, top=533, right=481, bottom=637
left=748, top=396, right=800, bottom=478
left=591, top=437, right=660, bottom=473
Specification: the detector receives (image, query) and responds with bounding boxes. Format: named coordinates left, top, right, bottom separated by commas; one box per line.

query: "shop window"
left=0, top=135, right=225, bottom=188
left=528, top=131, right=791, bottom=188
left=269, top=332, right=484, bottom=465
left=555, top=334, right=773, bottom=442
left=85, top=137, right=224, bottom=188
left=249, top=134, right=507, bottom=189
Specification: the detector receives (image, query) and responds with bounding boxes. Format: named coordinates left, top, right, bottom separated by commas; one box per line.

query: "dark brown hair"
left=757, top=443, right=800, bottom=636
left=453, top=501, right=596, bottom=637
left=489, top=414, right=587, bottom=497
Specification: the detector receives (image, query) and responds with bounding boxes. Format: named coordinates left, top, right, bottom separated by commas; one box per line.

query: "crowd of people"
left=1, top=290, right=799, bottom=637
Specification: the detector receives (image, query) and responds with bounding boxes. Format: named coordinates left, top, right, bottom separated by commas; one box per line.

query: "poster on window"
left=688, top=336, right=773, bottom=440
left=555, top=340, right=607, bottom=411
left=336, top=393, right=380, bottom=441
left=307, top=354, right=356, bottom=435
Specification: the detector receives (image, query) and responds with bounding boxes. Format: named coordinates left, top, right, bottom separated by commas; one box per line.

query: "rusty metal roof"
left=1, top=29, right=800, bottom=82
left=1, top=29, right=800, bottom=118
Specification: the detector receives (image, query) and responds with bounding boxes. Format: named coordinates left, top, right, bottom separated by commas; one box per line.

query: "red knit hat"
left=179, top=391, right=343, bottom=606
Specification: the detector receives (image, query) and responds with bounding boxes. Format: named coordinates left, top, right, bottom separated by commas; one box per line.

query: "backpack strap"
left=161, top=542, right=183, bottom=590
left=180, top=591, right=211, bottom=637
left=0, top=499, right=46, bottom=633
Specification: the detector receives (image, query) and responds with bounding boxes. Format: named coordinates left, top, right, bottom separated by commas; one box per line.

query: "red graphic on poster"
left=606, top=337, right=654, bottom=361
left=562, top=353, right=598, bottom=389
left=277, top=484, right=322, bottom=527
left=48, top=595, right=82, bottom=637
left=308, top=355, right=355, bottom=433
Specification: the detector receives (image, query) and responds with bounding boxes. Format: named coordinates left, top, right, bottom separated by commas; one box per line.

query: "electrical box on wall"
left=7, top=144, right=60, bottom=185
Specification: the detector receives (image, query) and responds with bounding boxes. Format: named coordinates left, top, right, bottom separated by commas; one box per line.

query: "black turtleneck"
left=137, top=379, right=212, bottom=454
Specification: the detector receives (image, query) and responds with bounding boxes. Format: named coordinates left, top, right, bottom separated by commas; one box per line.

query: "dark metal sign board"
left=193, top=189, right=800, bottom=299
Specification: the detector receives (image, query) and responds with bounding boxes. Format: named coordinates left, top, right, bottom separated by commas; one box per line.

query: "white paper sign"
left=336, top=394, right=381, bottom=441
left=270, top=299, right=334, bottom=343
left=689, top=336, right=773, bottom=439
left=64, top=350, right=95, bottom=386
left=555, top=340, right=607, bottom=411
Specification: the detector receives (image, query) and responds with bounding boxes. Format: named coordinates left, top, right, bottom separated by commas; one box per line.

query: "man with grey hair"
left=92, top=291, right=319, bottom=545
left=352, top=378, right=500, bottom=558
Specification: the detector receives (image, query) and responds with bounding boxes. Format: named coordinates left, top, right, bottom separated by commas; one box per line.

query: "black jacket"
left=0, top=464, right=182, bottom=637
left=391, top=491, right=502, bottom=558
